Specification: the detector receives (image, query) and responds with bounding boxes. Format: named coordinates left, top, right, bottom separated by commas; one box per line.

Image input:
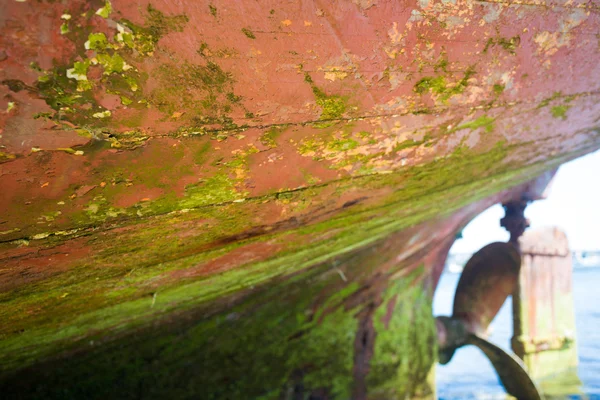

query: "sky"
left=450, top=149, right=600, bottom=254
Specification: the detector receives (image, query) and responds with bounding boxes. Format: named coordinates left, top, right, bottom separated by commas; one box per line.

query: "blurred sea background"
left=433, top=260, right=600, bottom=400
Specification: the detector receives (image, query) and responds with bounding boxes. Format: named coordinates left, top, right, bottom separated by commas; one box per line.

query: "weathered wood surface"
left=1, top=0, right=600, bottom=398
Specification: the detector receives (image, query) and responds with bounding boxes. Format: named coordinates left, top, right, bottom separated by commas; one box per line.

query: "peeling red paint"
left=1, top=0, right=600, bottom=396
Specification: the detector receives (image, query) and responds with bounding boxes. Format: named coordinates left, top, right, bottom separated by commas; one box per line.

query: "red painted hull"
left=1, top=0, right=599, bottom=397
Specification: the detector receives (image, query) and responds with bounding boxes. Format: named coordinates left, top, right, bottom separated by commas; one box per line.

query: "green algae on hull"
left=367, top=267, right=436, bottom=398
left=0, top=140, right=558, bottom=370
left=304, top=72, right=348, bottom=124
left=150, top=55, right=246, bottom=128
left=551, top=105, right=570, bottom=120
left=242, top=27, right=256, bottom=39
left=454, top=115, right=496, bottom=133
left=12, top=3, right=190, bottom=129
left=0, top=131, right=590, bottom=399
left=259, top=125, right=289, bottom=148
left=414, top=67, right=476, bottom=103
left=483, top=36, right=521, bottom=55
left=0, top=218, right=436, bottom=400
left=145, top=4, right=189, bottom=38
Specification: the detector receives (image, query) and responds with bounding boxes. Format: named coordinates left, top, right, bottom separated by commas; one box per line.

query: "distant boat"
left=446, top=253, right=471, bottom=273
left=447, top=262, right=464, bottom=274
left=574, top=252, right=600, bottom=268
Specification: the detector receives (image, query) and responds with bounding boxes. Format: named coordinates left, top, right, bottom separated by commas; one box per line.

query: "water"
left=433, top=266, right=600, bottom=400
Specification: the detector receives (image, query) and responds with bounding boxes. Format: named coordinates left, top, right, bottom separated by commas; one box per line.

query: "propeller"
left=435, top=242, right=543, bottom=400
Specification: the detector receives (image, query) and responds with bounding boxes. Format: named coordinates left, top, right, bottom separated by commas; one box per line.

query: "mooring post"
left=510, top=224, right=581, bottom=394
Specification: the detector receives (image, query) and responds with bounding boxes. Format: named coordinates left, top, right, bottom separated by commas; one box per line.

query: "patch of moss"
left=316, top=93, right=347, bottom=120
left=433, top=53, right=449, bottom=73
left=226, top=92, right=242, bottom=103
left=109, top=5, right=187, bottom=58
left=145, top=4, right=189, bottom=38
left=177, top=174, right=244, bottom=208
left=97, top=53, right=126, bottom=74
left=303, top=72, right=347, bottom=124
left=209, top=4, right=217, bottom=17
left=300, top=169, right=321, bottom=185
left=326, top=137, right=359, bottom=151
left=493, top=84, right=505, bottom=95
left=95, top=1, right=112, bottom=19
left=414, top=76, right=447, bottom=95
left=454, top=115, right=495, bottom=133
left=367, top=267, right=436, bottom=398
left=551, top=105, right=570, bottom=120
left=60, top=22, right=70, bottom=35
left=242, top=28, right=256, bottom=39
left=393, top=139, right=422, bottom=152
left=414, top=67, right=475, bottom=103
left=483, top=35, right=521, bottom=55
left=538, top=91, right=563, bottom=108
left=150, top=60, right=242, bottom=126
left=86, top=32, right=109, bottom=50
left=17, top=4, right=180, bottom=128
left=1, top=79, right=29, bottom=92
left=260, top=125, right=288, bottom=148
left=99, top=128, right=150, bottom=149
left=193, top=141, right=212, bottom=165
left=298, top=138, right=324, bottom=156
left=115, top=23, right=155, bottom=55
left=0, top=151, right=17, bottom=163
left=83, top=195, right=127, bottom=222
left=35, top=65, right=100, bottom=122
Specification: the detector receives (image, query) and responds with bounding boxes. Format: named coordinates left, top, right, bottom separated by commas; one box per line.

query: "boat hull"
left=1, top=0, right=600, bottom=397
left=1, top=182, right=544, bottom=399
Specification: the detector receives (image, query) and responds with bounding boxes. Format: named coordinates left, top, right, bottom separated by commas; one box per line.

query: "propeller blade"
left=435, top=316, right=467, bottom=364
left=453, top=242, right=520, bottom=336
left=438, top=347, right=456, bottom=366
left=467, top=334, right=543, bottom=400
